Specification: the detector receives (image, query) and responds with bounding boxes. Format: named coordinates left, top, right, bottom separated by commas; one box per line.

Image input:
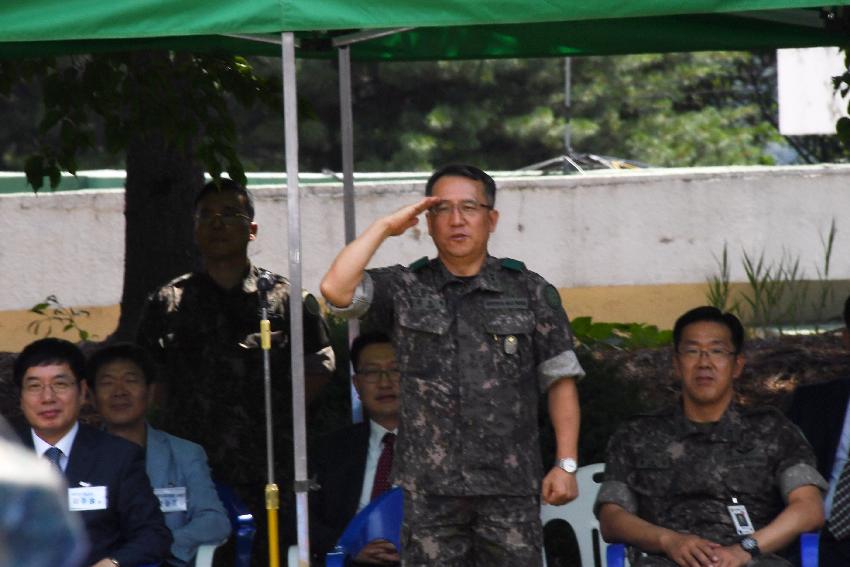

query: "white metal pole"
left=338, top=45, right=363, bottom=424
left=282, top=31, right=310, bottom=567
left=563, top=57, right=572, bottom=156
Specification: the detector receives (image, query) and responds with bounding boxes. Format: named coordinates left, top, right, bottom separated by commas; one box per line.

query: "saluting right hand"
left=380, top=196, right=442, bottom=237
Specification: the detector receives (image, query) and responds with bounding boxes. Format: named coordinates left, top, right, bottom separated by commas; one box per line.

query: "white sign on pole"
left=777, top=47, right=848, bottom=136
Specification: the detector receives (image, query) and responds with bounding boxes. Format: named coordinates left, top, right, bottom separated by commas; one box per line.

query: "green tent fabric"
left=1, top=1, right=849, bottom=59
left=304, top=12, right=850, bottom=60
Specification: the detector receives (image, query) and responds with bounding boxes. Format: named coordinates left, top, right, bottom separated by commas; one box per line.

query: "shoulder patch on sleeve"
left=302, top=292, right=320, bottom=316
left=500, top=258, right=526, bottom=272
left=408, top=256, right=430, bottom=272
left=544, top=284, right=562, bottom=308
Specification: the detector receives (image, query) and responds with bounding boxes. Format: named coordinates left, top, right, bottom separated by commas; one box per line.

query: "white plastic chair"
left=541, top=462, right=610, bottom=567
left=194, top=541, right=225, bottom=567
left=287, top=544, right=299, bottom=567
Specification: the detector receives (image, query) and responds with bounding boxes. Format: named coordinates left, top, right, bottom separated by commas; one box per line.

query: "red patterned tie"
left=371, top=432, right=396, bottom=501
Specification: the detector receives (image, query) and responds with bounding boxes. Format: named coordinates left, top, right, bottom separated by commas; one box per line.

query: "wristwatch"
left=556, top=457, right=578, bottom=474
left=739, top=536, right=761, bottom=557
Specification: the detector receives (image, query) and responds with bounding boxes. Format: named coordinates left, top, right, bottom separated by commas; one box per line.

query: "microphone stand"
left=257, top=271, right=281, bottom=567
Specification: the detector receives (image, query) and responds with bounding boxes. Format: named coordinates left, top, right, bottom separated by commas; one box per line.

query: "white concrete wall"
left=1, top=164, right=848, bottom=312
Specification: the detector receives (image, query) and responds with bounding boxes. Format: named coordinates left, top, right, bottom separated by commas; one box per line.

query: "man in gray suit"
left=90, top=343, right=231, bottom=567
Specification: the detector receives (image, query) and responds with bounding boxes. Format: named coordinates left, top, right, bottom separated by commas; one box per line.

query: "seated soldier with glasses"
left=596, top=306, right=826, bottom=567
left=306, top=332, right=401, bottom=566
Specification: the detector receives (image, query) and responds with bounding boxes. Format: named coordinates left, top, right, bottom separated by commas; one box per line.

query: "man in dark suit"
left=789, top=295, right=850, bottom=567
left=309, top=332, right=400, bottom=565
left=14, top=337, right=172, bottom=567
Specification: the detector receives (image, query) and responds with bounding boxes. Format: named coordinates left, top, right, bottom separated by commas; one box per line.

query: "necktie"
left=370, top=433, right=396, bottom=501
left=44, top=446, right=63, bottom=472
left=829, top=460, right=850, bottom=540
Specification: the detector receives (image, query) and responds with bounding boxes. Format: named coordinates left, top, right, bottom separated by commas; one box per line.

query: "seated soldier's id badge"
left=728, top=501, right=755, bottom=535
left=154, top=486, right=188, bottom=512
left=68, top=485, right=108, bottom=511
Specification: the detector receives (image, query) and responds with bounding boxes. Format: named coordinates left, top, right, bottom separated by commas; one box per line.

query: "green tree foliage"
left=1, top=50, right=843, bottom=178
left=0, top=53, right=279, bottom=189
left=0, top=53, right=282, bottom=339
left=832, top=47, right=850, bottom=155
left=233, top=51, right=842, bottom=173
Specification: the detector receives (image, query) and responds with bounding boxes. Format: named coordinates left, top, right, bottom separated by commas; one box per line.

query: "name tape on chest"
left=484, top=298, right=529, bottom=310
left=409, top=297, right=445, bottom=311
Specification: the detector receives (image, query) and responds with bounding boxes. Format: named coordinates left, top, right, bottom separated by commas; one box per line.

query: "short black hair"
left=425, top=164, right=497, bottom=207
left=87, top=343, right=156, bottom=390
left=13, top=338, right=86, bottom=389
left=673, top=306, right=745, bottom=354
left=350, top=332, right=393, bottom=372
left=194, top=178, right=255, bottom=220
left=844, top=295, right=850, bottom=329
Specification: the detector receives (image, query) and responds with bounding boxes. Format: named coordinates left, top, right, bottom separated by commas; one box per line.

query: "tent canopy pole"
left=282, top=30, right=310, bottom=567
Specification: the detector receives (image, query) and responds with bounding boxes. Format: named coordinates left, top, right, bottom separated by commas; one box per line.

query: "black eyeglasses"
left=429, top=200, right=493, bottom=218
left=194, top=211, right=251, bottom=226
left=356, top=369, right=401, bottom=383
left=22, top=379, right=77, bottom=396
left=676, top=347, right=737, bottom=364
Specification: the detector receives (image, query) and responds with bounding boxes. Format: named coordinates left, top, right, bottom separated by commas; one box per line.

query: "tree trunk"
left=112, top=134, right=203, bottom=340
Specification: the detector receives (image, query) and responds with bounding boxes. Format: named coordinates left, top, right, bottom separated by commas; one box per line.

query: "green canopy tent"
left=1, top=4, right=849, bottom=59
left=2, top=3, right=849, bottom=565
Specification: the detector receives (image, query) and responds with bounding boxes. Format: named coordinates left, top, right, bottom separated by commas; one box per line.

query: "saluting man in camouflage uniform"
left=321, top=164, right=585, bottom=566
left=136, top=179, right=335, bottom=561
left=596, top=306, right=826, bottom=567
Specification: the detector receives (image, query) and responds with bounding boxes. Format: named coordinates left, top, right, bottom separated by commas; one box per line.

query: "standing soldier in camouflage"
left=596, top=306, right=826, bottom=567
left=320, top=164, right=584, bottom=566
left=136, top=179, right=335, bottom=562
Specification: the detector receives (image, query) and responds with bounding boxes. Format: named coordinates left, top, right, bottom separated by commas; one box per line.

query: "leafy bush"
left=571, top=316, right=672, bottom=351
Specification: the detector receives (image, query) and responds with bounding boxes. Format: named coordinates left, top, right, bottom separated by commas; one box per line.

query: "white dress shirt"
left=32, top=421, right=79, bottom=473
left=356, top=420, right=397, bottom=513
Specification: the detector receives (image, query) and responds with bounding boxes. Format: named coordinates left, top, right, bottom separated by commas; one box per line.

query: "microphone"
left=257, top=271, right=275, bottom=293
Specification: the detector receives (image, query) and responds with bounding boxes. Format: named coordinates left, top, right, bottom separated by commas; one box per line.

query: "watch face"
left=741, top=537, right=759, bottom=554
left=558, top=458, right=577, bottom=473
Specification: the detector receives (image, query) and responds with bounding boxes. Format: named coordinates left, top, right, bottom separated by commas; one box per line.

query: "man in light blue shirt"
left=89, top=343, right=231, bottom=566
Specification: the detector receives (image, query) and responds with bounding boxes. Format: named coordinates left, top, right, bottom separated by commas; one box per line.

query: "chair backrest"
left=541, top=462, right=607, bottom=567
left=326, top=486, right=403, bottom=567
left=214, top=483, right=257, bottom=567
left=607, top=532, right=819, bottom=567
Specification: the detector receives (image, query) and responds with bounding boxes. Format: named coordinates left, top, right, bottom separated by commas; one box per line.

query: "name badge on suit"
left=68, top=485, right=107, bottom=511
left=154, top=487, right=188, bottom=513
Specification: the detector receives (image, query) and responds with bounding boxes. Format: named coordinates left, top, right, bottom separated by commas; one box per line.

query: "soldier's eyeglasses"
left=357, top=369, right=401, bottom=383
left=677, top=347, right=736, bottom=363
left=194, top=211, right=251, bottom=226
left=429, top=200, right=493, bottom=218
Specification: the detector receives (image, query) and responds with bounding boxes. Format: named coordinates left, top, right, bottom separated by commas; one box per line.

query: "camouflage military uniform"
left=136, top=264, right=333, bottom=492
left=331, top=255, right=584, bottom=566
left=595, top=403, right=828, bottom=566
